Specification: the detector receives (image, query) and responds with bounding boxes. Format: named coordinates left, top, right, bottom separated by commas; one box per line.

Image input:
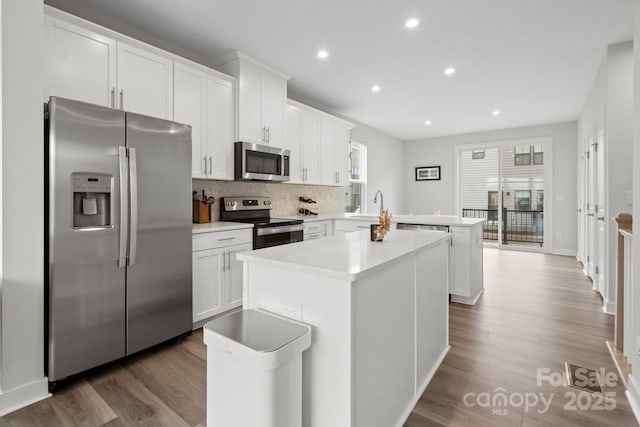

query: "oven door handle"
left=256, top=224, right=304, bottom=236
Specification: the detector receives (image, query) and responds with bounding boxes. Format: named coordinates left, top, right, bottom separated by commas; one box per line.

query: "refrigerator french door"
left=46, top=96, right=192, bottom=385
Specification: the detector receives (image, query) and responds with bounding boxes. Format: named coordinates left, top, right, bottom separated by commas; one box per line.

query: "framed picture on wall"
left=415, top=166, right=441, bottom=181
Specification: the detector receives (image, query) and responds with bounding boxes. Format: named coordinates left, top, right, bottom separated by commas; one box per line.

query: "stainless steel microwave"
left=234, top=142, right=290, bottom=181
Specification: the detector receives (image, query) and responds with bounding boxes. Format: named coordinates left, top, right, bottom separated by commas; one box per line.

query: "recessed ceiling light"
left=424, top=120, right=432, bottom=125
left=317, top=50, right=329, bottom=59
left=371, top=85, right=381, bottom=93
left=444, top=67, right=456, bottom=76
left=405, top=18, right=419, bottom=29
left=492, top=110, right=501, bottom=116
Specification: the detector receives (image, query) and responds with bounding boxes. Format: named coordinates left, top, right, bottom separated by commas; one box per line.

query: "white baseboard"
left=450, top=288, right=484, bottom=305
left=626, top=374, right=640, bottom=426
left=549, top=248, right=578, bottom=257
left=0, top=377, right=50, bottom=417
left=602, top=299, right=616, bottom=316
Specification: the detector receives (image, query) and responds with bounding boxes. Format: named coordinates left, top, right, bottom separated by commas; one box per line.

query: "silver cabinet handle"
left=227, top=251, right=231, bottom=271
left=111, top=87, right=116, bottom=108
left=266, top=127, right=270, bottom=143
left=217, top=237, right=236, bottom=242
left=208, top=156, right=213, bottom=174
left=119, top=89, right=124, bottom=110
left=261, top=127, right=266, bottom=142
left=587, top=213, right=594, bottom=217
left=203, top=156, right=208, bottom=175
left=128, top=147, right=138, bottom=266
left=597, top=216, right=605, bottom=221
left=118, top=146, right=129, bottom=268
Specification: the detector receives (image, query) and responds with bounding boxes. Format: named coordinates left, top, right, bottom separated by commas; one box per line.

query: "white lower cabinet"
left=303, top=220, right=333, bottom=240
left=449, top=224, right=484, bottom=304
left=192, top=228, right=252, bottom=326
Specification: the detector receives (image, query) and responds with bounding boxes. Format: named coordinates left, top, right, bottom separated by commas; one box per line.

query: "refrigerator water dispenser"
left=72, top=172, right=112, bottom=228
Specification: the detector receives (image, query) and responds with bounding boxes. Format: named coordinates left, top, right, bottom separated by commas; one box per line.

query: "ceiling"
left=45, top=0, right=633, bottom=140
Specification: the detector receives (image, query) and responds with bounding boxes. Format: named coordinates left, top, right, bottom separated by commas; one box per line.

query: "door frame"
left=455, top=136, right=554, bottom=252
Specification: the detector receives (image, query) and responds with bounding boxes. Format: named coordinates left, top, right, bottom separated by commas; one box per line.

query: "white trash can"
left=204, top=309, right=312, bottom=427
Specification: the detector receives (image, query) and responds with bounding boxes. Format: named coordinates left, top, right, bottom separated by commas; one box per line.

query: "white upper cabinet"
left=302, top=111, right=321, bottom=184
left=174, top=63, right=208, bottom=177
left=285, top=105, right=303, bottom=183
left=287, top=100, right=353, bottom=186
left=116, top=42, right=173, bottom=119
left=44, top=15, right=116, bottom=106
left=206, top=74, right=235, bottom=180
left=321, top=118, right=352, bottom=185
left=217, top=52, right=289, bottom=146
left=285, top=101, right=322, bottom=184
left=45, top=11, right=173, bottom=120
left=174, top=61, right=234, bottom=180
left=334, top=123, right=351, bottom=186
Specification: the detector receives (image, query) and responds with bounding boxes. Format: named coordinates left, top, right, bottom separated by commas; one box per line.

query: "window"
left=537, top=190, right=544, bottom=210
left=515, top=190, right=531, bottom=211
left=345, top=140, right=366, bottom=213
left=514, top=145, right=531, bottom=165
left=533, top=145, right=543, bottom=165
left=472, top=149, right=485, bottom=160
left=514, top=145, right=544, bottom=166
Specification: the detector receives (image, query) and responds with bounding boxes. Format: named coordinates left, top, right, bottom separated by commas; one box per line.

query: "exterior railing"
left=462, top=208, right=544, bottom=246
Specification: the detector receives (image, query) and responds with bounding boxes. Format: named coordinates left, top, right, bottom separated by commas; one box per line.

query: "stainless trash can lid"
left=205, top=309, right=310, bottom=353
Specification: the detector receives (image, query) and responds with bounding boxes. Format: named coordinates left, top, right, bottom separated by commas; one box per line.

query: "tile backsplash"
left=192, top=180, right=346, bottom=221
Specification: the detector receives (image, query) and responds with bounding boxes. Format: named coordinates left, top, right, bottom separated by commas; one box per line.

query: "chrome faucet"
left=373, top=190, right=384, bottom=216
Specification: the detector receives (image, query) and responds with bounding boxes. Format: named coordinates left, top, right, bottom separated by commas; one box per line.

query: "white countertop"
left=284, top=213, right=484, bottom=227
left=237, top=229, right=451, bottom=281
left=192, top=221, right=254, bottom=234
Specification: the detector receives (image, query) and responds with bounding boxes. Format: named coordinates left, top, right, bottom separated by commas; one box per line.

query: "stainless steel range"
left=220, top=197, right=303, bottom=249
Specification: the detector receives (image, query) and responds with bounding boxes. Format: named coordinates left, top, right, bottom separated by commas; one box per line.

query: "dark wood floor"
left=1, top=248, right=637, bottom=426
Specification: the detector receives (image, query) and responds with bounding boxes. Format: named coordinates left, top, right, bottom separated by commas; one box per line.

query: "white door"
left=45, top=16, right=116, bottom=107
left=595, top=124, right=606, bottom=296
left=261, top=69, right=286, bottom=146
left=586, top=134, right=597, bottom=282
left=174, top=63, right=207, bottom=178
left=192, top=248, right=224, bottom=323
left=116, top=42, right=173, bottom=119
left=285, top=105, right=304, bottom=183
left=577, top=138, right=587, bottom=268
left=206, top=75, right=234, bottom=180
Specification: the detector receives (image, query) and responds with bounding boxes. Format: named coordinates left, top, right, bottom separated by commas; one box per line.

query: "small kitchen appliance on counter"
left=220, top=197, right=303, bottom=249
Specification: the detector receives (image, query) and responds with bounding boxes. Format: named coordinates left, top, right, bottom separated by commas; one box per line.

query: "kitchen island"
left=237, top=229, right=451, bottom=427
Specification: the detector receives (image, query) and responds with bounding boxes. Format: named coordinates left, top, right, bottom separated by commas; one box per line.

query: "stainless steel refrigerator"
left=45, top=96, right=192, bottom=386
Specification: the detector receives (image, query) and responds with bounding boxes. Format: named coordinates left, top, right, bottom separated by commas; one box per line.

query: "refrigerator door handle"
left=118, top=146, right=129, bottom=268
left=129, top=147, right=138, bottom=266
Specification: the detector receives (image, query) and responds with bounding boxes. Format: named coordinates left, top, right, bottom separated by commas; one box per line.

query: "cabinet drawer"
left=193, top=228, right=252, bottom=251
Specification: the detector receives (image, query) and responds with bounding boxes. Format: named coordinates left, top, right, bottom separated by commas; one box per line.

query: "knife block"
left=193, top=201, right=211, bottom=223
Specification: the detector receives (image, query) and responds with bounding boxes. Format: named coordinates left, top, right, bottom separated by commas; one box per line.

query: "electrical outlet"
left=281, top=298, right=302, bottom=322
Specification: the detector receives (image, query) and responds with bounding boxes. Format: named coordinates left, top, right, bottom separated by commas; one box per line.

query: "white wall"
left=402, top=121, right=578, bottom=255
left=578, top=41, right=634, bottom=313
left=628, top=0, right=640, bottom=420
left=0, top=0, right=49, bottom=416
left=350, top=122, right=403, bottom=215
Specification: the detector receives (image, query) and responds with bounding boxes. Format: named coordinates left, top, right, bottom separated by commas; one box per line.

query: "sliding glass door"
left=458, top=138, right=551, bottom=250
